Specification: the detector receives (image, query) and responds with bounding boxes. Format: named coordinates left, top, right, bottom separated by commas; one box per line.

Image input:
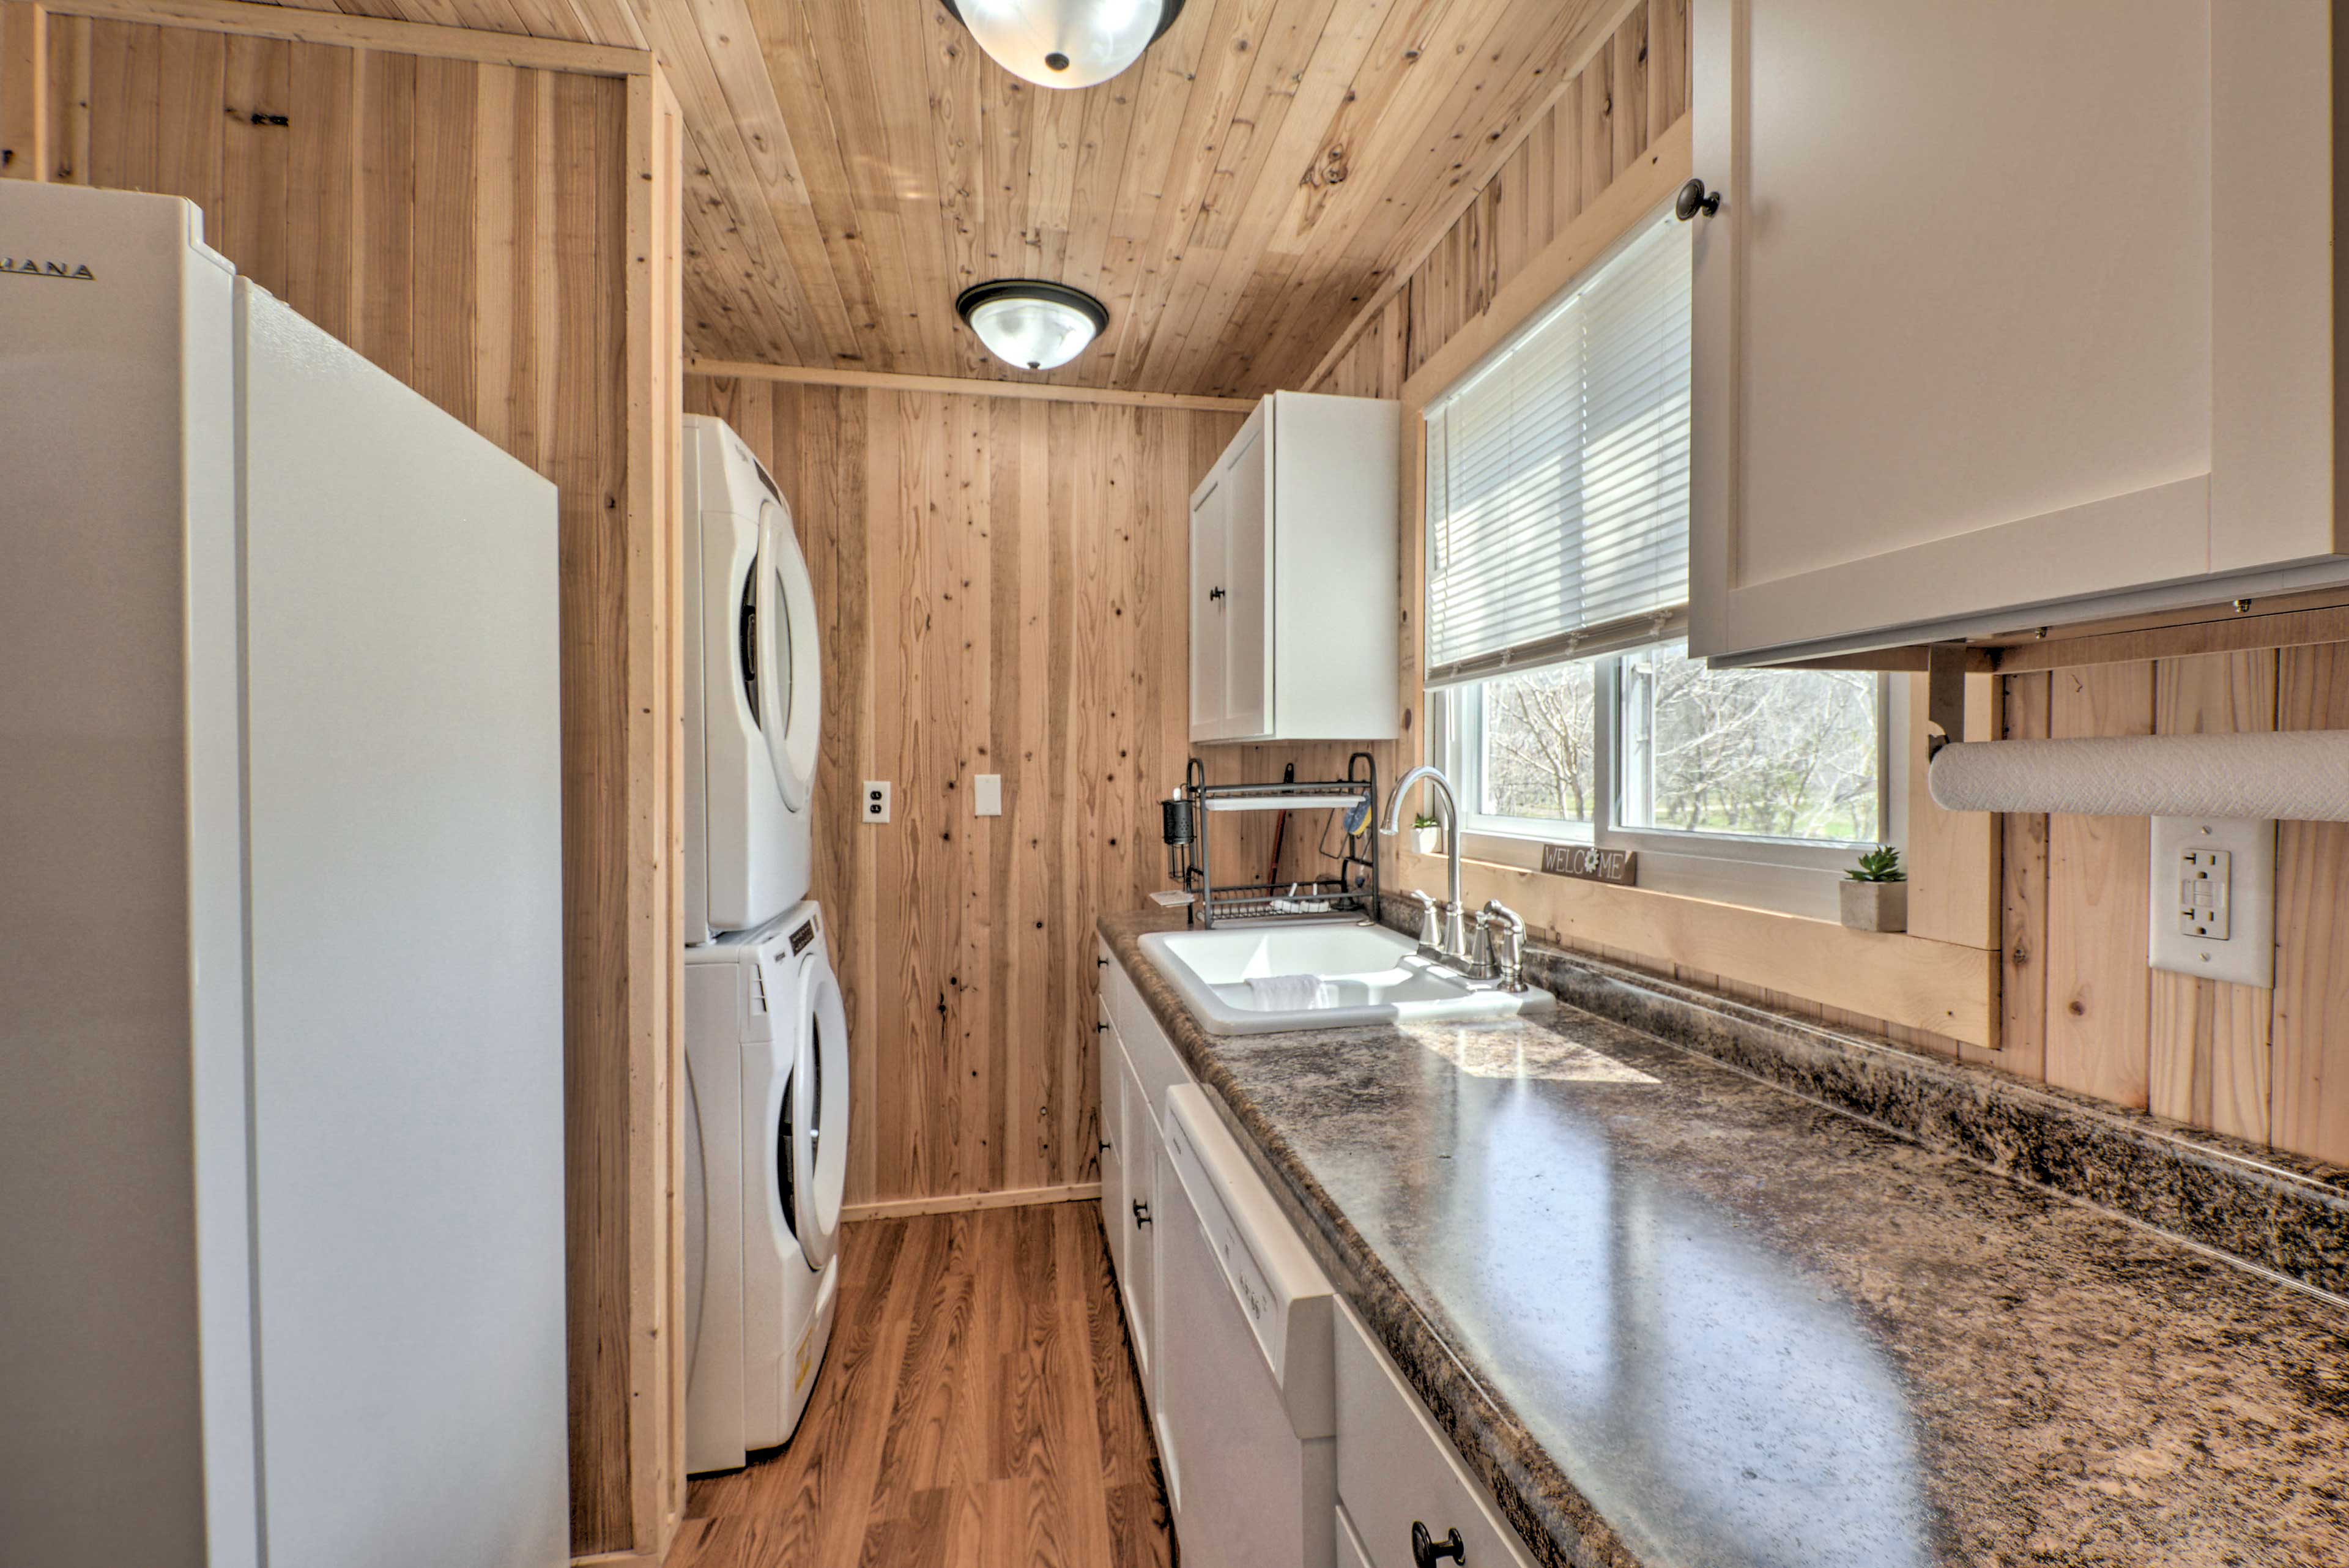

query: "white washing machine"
left=683, top=900, right=852, bottom=1473
left=685, top=414, right=822, bottom=946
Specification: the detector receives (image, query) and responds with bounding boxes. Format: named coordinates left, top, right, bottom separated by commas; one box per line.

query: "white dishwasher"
left=1158, top=1085, right=1339, bottom=1568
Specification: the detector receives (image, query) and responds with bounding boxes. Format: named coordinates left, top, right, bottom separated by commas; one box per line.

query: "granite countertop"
left=1100, top=910, right=2349, bottom=1568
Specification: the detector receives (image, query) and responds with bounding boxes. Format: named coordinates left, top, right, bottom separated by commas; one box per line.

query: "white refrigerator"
left=0, top=182, right=569, bottom=1567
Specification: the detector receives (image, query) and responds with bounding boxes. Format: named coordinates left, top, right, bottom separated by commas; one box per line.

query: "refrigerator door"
left=237, top=278, right=568, bottom=1568
left=0, top=182, right=254, bottom=1568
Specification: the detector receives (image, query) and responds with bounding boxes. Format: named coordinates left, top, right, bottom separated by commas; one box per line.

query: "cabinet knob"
left=1132, top=1200, right=1152, bottom=1228
left=1674, top=177, right=1723, bottom=221
left=1208, top=585, right=1226, bottom=601
left=1100, top=1138, right=1113, bottom=1153
left=1411, top=1522, right=1466, bottom=1567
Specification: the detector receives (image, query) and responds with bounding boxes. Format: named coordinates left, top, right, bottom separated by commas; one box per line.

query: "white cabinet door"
left=1689, top=0, right=2343, bottom=664
left=1189, top=475, right=1229, bottom=737
left=1221, top=419, right=1272, bottom=740
left=1097, top=999, right=1125, bottom=1285
left=1118, top=1042, right=1159, bottom=1399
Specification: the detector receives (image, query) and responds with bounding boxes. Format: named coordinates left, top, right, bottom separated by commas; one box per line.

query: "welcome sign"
left=1541, top=844, right=1636, bottom=886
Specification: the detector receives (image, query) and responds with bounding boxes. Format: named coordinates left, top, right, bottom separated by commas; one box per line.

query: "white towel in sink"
left=1247, top=973, right=1336, bottom=1009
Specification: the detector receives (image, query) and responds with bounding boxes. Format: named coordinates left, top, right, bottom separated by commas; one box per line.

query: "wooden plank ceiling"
left=253, top=0, right=1625, bottom=395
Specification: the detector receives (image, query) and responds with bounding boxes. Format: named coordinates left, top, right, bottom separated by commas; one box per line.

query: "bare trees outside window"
left=1478, top=660, right=1598, bottom=825
left=1466, top=642, right=1879, bottom=845
left=1621, top=644, right=1878, bottom=842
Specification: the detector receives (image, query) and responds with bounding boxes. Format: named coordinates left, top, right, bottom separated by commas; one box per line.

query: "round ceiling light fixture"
left=940, top=0, right=1188, bottom=91
left=955, top=280, right=1109, bottom=372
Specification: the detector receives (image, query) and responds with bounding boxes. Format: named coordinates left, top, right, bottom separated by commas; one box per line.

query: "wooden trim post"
left=1, top=1, right=46, bottom=180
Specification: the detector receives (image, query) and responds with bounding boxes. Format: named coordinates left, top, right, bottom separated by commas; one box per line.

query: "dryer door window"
left=748, top=498, right=821, bottom=811
left=774, top=1072, right=801, bottom=1246
left=791, top=953, right=851, bottom=1272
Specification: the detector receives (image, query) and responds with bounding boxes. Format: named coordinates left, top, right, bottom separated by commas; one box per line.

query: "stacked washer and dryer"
left=681, top=414, right=853, bottom=1474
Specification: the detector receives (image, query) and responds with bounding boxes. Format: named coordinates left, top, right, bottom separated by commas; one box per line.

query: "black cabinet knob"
left=1100, top=1139, right=1113, bottom=1153
left=1412, top=1522, right=1465, bottom=1567
left=1208, top=585, right=1226, bottom=601
left=1132, top=1200, right=1152, bottom=1228
left=1675, top=177, right=1723, bottom=221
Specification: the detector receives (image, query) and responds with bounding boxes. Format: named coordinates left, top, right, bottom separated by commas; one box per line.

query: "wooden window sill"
left=1400, top=848, right=2000, bottom=1048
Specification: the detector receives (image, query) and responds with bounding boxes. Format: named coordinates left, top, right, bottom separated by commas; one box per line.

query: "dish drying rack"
left=1162, top=752, right=1379, bottom=928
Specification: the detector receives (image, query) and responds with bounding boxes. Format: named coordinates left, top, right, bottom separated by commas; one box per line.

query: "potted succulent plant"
left=1840, top=844, right=1907, bottom=932
left=1410, top=814, right=1442, bottom=856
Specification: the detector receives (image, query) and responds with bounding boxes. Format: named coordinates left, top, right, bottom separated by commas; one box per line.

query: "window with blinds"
left=1424, top=214, right=1692, bottom=687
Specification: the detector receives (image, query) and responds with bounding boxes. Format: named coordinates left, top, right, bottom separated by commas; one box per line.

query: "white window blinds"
left=1423, top=214, right=1691, bottom=686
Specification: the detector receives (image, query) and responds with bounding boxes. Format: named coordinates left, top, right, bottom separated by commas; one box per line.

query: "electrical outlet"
left=973, top=773, right=1003, bottom=817
left=2177, top=849, right=2232, bottom=941
left=2148, top=817, right=2273, bottom=987
left=862, top=781, right=891, bottom=824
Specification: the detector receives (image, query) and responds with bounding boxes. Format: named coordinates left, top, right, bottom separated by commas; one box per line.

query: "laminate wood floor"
left=665, top=1202, right=1175, bottom=1568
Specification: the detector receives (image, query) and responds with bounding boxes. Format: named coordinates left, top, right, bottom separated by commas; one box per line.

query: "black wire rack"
left=1162, top=751, right=1380, bottom=928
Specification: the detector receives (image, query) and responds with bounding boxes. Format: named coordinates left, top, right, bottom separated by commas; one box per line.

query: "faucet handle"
left=1466, top=909, right=1494, bottom=976
left=1406, top=889, right=1441, bottom=948
left=1483, top=900, right=1527, bottom=989
left=1441, top=899, right=1469, bottom=962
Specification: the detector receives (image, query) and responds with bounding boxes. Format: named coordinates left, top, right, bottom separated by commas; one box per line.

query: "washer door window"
left=744, top=497, right=822, bottom=812
left=787, top=951, right=850, bottom=1272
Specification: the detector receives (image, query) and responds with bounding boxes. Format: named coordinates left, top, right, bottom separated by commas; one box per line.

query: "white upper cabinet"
left=1688, top=0, right=2349, bottom=665
left=1189, top=392, right=1401, bottom=743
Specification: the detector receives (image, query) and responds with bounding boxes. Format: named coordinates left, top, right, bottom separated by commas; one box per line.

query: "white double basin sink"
left=1137, top=919, right=1555, bottom=1035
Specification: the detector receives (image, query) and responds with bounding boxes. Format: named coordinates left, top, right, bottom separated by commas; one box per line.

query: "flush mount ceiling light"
left=941, top=0, right=1187, bottom=90
left=956, top=280, right=1109, bottom=371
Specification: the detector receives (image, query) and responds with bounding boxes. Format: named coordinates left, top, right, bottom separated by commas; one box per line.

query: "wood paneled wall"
left=685, top=374, right=1244, bottom=1209
left=1, top=5, right=689, bottom=1557
left=1307, top=0, right=1688, bottom=401
left=1998, top=651, right=2349, bottom=1167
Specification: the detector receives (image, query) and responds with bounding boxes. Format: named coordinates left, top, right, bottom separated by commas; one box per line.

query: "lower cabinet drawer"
left=1334, top=1301, right=1537, bottom=1568
left=1102, top=951, right=1190, bottom=1113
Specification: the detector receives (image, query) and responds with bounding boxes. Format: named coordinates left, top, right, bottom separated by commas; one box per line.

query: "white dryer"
left=684, top=414, right=822, bottom=946
left=683, top=900, right=852, bottom=1474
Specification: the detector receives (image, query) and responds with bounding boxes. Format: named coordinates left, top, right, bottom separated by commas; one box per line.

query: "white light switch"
left=2148, top=817, right=2273, bottom=987
left=973, top=773, right=1003, bottom=817
left=862, top=781, right=891, bottom=823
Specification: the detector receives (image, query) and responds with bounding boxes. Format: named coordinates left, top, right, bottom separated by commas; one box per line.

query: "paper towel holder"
left=1924, top=644, right=1970, bottom=760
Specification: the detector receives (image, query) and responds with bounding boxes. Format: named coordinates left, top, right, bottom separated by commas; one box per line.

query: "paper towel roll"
left=1928, top=732, right=2349, bottom=820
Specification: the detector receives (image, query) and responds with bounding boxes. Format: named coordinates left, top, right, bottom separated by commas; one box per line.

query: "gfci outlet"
left=862, top=781, right=891, bottom=824
left=2148, top=817, right=2274, bottom=987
